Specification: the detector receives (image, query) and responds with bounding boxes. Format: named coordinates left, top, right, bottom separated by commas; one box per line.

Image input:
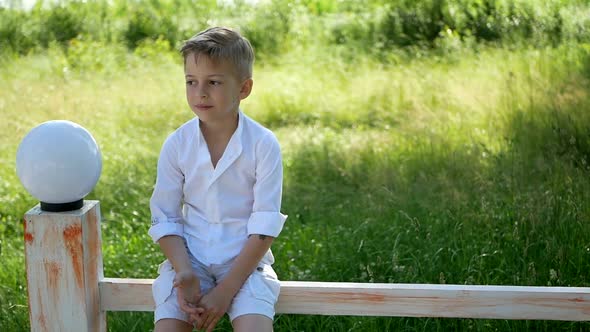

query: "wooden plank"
left=99, top=278, right=590, bottom=321
left=100, top=278, right=155, bottom=312
left=276, top=281, right=590, bottom=320
left=25, top=201, right=106, bottom=332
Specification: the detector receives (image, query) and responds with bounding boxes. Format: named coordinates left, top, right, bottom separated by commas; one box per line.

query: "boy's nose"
left=195, top=87, right=208, bottom=99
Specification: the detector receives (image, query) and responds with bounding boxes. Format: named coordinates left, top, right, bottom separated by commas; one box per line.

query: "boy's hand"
left=193, top=286, right=233, bottom=332
left=173, top=270, right=205, bottom=320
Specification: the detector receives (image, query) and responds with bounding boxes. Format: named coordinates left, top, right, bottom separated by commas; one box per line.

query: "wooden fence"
left=24, top=201, right=590, bottom=331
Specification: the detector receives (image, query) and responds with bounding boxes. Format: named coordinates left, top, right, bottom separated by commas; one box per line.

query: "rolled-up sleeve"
left=149, top=134, right=185, bottom=243
left=247, top=133, right=288, bottom=237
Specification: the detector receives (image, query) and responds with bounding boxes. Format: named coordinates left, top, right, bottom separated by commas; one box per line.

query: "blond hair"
left=180, top=27, right=254, bottom=79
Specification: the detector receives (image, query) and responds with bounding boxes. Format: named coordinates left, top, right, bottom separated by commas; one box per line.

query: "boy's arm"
left=150, top=132, right=190, bottom=272
left=157, top=235, right=192, bottom=273
left=158, top=235, right=204, bottom=318
left=218, top=233, right=274, bottom=296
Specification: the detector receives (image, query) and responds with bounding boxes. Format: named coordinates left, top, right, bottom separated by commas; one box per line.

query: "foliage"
left=240, top=1, right=294, bottom=60
left=1, top=0, right=589, bottom=59
left=123, top=5, right=178, bottom=49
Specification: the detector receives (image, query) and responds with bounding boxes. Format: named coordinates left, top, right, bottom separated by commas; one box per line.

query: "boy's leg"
left=232, top=314, right=273, bottom=332
left=154, top=318, right=193, bottom=332
left=218, top=263, right=279, bottom=332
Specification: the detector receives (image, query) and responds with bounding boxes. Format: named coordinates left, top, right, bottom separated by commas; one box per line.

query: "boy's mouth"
left=195, top=104, right=213, bottom=111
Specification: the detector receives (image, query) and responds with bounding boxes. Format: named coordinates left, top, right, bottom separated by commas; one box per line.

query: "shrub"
left=240, top=1, right=293, bottom=59
left=123, top=6, right=178, bottom=49
left=41, top=5, right=85, bottom=47
left=0, top=9, right=38, bottom=54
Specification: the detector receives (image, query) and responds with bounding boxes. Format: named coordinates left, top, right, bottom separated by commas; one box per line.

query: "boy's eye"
left=186, top=80, right=195, bottom=86
left=209, top=80, right=221, bottom=86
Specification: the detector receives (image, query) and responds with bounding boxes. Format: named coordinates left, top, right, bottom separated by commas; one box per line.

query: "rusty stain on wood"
left=44, top=260, right=62, bottom=301
left=23, top=218, right=34, bottom=244
left=44, top=260, right=61, bottom=288
left=324, top=292, right=387, bottom=303
left=315, top=291, right=446, bottom=304
left=63, top=224, right=84, bottom=289
left=36, top=288, right=48, bottom=332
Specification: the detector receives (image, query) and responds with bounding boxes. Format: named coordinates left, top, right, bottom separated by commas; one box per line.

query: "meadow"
left=1, top=0, right=590, bottom=331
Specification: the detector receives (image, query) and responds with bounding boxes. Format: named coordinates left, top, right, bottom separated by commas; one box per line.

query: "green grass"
left=1, top=42, right=590, bottom=331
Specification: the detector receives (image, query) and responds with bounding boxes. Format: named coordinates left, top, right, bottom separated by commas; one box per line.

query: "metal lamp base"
left=40, top=199, right=84, bottom=212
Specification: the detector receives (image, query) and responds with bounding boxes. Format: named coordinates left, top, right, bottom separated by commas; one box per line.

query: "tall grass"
left=1, top=37, right=589, bottom=330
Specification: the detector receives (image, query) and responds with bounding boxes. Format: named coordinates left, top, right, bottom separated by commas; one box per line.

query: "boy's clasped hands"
left=174, top=270, right=232, bottom=332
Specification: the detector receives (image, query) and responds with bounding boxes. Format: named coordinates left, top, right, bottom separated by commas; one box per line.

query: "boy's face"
left=184, top=53, right=252, bottom=125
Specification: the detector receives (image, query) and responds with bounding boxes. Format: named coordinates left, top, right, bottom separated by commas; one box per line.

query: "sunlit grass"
left=1, top=42, right=589, bottom=331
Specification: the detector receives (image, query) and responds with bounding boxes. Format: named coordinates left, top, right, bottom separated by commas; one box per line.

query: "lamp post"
left=17, top=120, right=106, bottom=331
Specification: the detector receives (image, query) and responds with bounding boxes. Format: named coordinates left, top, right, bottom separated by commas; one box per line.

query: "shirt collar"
left=198, top=110, right=244, bottom=188
left=196, top=109, right=244, bottom=148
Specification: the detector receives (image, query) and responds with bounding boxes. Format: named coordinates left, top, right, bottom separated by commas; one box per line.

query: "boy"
left=149, top=27, right=287, bottom=332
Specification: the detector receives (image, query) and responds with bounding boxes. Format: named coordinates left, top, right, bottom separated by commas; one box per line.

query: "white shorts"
left=152, top=252, right=280, bottom=323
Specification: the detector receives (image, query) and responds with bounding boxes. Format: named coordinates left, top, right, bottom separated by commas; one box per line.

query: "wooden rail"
left=24, top=201, right=590, bottom=331
left=100, top=278, right=590, bottom=320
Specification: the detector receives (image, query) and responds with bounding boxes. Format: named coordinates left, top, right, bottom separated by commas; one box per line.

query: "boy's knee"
left=154, top=318, right=193, bottom=332
left=231, top=314, right=273, bottom=332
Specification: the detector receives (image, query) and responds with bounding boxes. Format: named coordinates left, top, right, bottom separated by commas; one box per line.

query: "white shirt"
left=149, top=111, right=287, bottom=265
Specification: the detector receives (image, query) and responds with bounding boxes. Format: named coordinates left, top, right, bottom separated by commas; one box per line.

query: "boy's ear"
left=239, top=78, right=253, bottom=100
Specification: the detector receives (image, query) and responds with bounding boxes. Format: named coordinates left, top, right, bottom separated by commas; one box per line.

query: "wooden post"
left=24, top=200, right=106, bottom=332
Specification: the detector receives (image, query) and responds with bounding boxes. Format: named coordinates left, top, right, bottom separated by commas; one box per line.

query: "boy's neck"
left=199, top=111, right=239, bottom=140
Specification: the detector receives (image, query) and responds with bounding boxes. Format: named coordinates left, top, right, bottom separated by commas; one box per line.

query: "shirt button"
left=256, top=267, right=263, bottom=272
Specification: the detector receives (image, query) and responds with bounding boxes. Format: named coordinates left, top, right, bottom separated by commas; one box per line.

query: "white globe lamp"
left=16, top=120, right=102, bottom=212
